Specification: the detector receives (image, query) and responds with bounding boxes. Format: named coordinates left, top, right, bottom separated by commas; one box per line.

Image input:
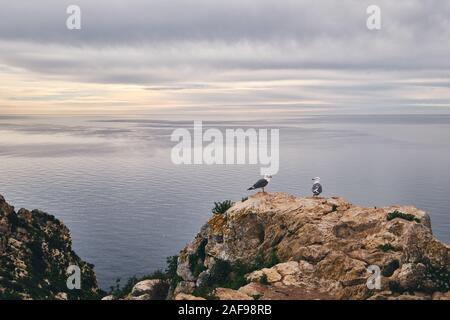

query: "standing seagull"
left=312, top=177, right=322, bottom=197
left=248, top=175, right=272, bottom=193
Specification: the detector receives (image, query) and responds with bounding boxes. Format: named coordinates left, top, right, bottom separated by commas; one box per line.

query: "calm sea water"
left=0, top=114, right=449, bottom=289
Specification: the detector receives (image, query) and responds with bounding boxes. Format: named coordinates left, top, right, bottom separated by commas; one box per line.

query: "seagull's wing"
left=312, top=183, right=322, bottom=194
left=253, top=178, right=268, bottom=189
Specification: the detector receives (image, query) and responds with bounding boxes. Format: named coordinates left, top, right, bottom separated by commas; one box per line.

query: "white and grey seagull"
left=248, top=175, right=272, bottom=193
left=312, top=177, right=322, bottom=197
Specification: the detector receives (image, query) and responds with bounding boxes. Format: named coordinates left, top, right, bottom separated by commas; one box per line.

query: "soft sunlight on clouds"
left=0, top=0, right=449, bottom=115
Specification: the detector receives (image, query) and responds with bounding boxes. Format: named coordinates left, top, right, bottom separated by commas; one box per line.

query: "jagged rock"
left=129, top=279, right=168, bottom=300
left=196, top=270, right=211, bottom=288
left=55, top=292, right=68, bottom=300
left=274, top=261, right=300, bottom=276
left=0, top=195, right=100, bottom=300
left=214, top=288, right=253, bottom=300
left=432, top=292, right=450, bottom=300
left=238, top=283, right=266, bottom=299
left=177, top=259, right=196, bottom=282
left=128, top=293, right=153, bottom=300
left=397, top=263, right=426, bottom=290
left=174, top=281, right=196, bottom=295
left=176, top=192, right=449, bottom=300
left=246, top=270, right=264, bottom=283
left=366, top=291, right=393, bottom=300
left=101, top=295, right=116, bottom=300
left=261, top=268, right=282, bottom=283
left=175, top=293, right=206, bottom=300
left=388, top=294, right=428, bottom=300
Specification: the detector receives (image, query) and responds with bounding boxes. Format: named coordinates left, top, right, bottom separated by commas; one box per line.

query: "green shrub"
left=389, top=281, right=402, bottom=293
left=144, top=280, right=170, bottom=300
left=193, top=259, right=246, bottom=297
left=189, top=238, right=208, bottom=277
left=212, top=200, right=234, bottom=214
left=259, top=274, right=268, bottom=285
left=193, top=249, right=281, bottom=298
left=210, top=259, right=233, bottom=285
left=387, top=210, right=421, bottom=223
left=416, top=257, right=450, bottom=292
left=166, top=255, right=182, bottom=288
left=378, top=243, right=395, bottom=252
left=253, top=249, right=279, bottom=270
left=382, top=260, right=400, bottom=277
left=266, top=249, right=280, bottom=267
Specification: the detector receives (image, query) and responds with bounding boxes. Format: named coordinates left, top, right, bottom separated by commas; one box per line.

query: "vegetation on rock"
left=108, top=255, right=180, bottom=299
left=378, top=243, right=395, bottom=252
left=387, top=210, right=421, bottom=223
left=212, top=200, right=234, bottom=214
left=0, top=196, right=100, bottom=300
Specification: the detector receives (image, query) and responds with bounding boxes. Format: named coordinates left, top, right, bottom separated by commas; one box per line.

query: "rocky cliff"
left=0, top=195, right=100, bottom=300
left=172, top=192, right=449, bottom=300
left=3, top=191, right=447, bottom=301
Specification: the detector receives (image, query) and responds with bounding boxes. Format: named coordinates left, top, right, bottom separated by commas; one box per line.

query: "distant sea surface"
left=1, top=114, right=449, bottom=289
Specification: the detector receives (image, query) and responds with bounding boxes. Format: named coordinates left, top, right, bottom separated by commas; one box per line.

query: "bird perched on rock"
left=248, top=175, right=272, bottom=193
left=312, top=177, right=322, bottom=196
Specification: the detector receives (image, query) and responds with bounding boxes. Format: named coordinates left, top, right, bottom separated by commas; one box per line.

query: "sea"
left=0, top=114, right=449, bottom=289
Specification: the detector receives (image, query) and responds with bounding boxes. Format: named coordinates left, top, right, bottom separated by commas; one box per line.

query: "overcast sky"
left=0, top=0, right=449, bottom=116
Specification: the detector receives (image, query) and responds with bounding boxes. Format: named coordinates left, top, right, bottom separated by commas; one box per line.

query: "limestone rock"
left=397, top=263, right=426, bottom=290
left=174, top=281, right=196, bottom=295
left=275, top=261, right=300, bottom=276
left=238, top=283, right=266, bottom=299
left=175, top=293, right=206, bottom=300
left=176, top=192, right=449, bottom=300
left=432, top=292, right=450, bottom=300
left=261, top=268, right=282, bottom=283
left=130, top=279, right=169, bottom=300
left=214, top=288, right=253, bottom=300
left=247, top=270, right=265, bottom=283
left=128, top=293, right=153, bottom=300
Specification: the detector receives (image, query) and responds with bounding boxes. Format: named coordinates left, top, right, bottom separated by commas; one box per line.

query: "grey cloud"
left=0, top=0, right=449, bottom=113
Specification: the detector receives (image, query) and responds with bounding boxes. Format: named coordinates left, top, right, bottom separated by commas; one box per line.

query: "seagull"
left=248, top=175, right=272, bottom=193
left=312, top=177, right=322, bottom=197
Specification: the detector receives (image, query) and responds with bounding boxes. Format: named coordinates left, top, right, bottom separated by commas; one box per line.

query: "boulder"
left=174, top=281, right=196, bottom=295
left=130, top=279, right=169, bottom=300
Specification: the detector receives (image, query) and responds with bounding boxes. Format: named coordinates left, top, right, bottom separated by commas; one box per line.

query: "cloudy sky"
left=0, top=0, right=449, bottom=116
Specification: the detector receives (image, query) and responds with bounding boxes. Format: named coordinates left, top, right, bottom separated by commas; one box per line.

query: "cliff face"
left=0, top=195, right=100, bottom=300
left=175, top=192, right=449, bottom=300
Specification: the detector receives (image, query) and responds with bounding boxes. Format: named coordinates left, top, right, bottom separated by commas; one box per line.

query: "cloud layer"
left=0, top=0, right=449, bottom=115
